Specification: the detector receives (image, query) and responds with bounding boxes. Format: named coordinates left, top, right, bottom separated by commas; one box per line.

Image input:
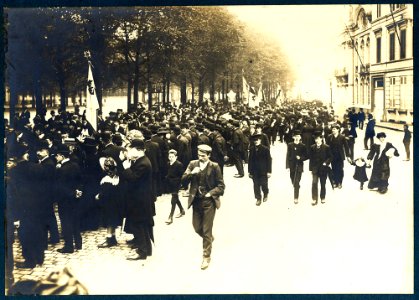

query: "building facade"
left=335, top=4, right=413, bottom=124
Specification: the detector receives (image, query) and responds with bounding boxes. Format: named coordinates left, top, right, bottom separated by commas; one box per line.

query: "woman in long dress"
left=367, top=132, right=399, bottom=194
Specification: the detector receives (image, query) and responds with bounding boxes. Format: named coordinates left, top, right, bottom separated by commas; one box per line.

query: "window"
left=390, top=4, right=400, bottom=12
left=377, top=4, right=381, bottom=18
left=400, top=29, right=406, bottom=59
left=376, top=37, right=381, bottom=63
left=389, top=32, right=395, bottom=61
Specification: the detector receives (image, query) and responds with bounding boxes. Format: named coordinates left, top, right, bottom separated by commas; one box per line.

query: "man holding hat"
left=181, top=144, right=225, bottom=270
left=248, top=133, right=272, bottom=206
left=286, top=130, right=308, bottom=204
left=121, top=139, right=155, bottom=261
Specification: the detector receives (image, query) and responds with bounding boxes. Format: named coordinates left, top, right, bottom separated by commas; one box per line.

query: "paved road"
left=10, top=126, right=413, bottom=294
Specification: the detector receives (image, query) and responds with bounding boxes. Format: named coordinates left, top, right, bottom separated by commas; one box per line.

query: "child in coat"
left=351, top=157, right=371, bottom=190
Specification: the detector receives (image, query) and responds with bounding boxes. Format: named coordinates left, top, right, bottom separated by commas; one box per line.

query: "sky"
left=228, top=5, right=348, bottom=101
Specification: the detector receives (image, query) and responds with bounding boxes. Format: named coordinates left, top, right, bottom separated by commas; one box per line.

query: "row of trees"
left=5, top=6, right=294, bottom=119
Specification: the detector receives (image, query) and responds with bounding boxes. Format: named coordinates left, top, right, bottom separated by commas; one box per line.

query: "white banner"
left=86, top=62, right=99, bottom=131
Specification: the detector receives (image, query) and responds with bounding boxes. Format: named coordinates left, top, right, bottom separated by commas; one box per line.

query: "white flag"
left=243, top=75, right=256, bottom=106
left=86, top=62, right=99, bottom=131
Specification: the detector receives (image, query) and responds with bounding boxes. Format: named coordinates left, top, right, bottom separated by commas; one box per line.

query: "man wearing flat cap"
left=181, top=144, right=225, bottom=270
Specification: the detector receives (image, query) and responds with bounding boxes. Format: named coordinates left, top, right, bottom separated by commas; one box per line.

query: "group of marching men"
left=5, top=100, right=404, bottom=282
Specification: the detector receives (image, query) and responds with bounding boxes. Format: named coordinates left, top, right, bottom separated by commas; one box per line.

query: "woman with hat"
left=367, top=132, right=399, bottom=194
left=95, top=157, right=122, bottom=248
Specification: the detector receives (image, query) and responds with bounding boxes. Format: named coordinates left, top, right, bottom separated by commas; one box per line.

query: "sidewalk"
left=375, top=121, right=413, bottom=132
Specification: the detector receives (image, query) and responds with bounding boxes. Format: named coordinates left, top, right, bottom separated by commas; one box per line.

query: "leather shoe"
left=311, top=200, right=318, bottom=206
left=175, top=211, right=185, bottom=218
left=256, top=199, right=261, bottom=206
left=126, top=253, right=147, bottom=261
left=294, top=198, right=298, bottom=204
left=126, top=238, right=137, bottom=245
left=15, top=260, right=36, bottom=269
left=57, top=247, right=74, bottom=254
left=201, top=257, right=211, bottom=270
left=263, top=195, right=268, bottom=202
left=234, top=174, right=244, bottom=178
left=321, top=198, right=326, bottom=204
left=98, top=238, right=117, bottom=248
left=165, top=217, right=173, bottom=225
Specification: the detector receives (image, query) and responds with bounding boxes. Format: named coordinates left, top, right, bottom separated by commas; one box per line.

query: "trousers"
left=252, top=174, right=269, bottom=200
left=192, top=196, right=216, bottom=258
left=312, top=173, right=327, bottom=200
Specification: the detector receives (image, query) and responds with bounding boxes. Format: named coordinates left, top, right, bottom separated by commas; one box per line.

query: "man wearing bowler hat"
left=181, top=144, right=225, bottom=270
left=286, top=130, right=308, bottom=204
left=248, top=133, right=272, bottom=206
left=326, top=123, right=351, bottom=189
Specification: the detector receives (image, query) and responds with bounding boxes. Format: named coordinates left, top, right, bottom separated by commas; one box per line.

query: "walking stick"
left=120, top=217, right=126, bottom=237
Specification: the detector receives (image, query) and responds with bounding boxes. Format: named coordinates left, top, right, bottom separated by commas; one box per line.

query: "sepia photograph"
left=3, top=3, right=414, bottom=295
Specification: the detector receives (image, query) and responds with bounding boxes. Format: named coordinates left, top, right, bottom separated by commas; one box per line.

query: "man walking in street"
left=326, top=124, right=351, bottom=189
left=286, top=131, right=308, bottom=204
left=181, top=144, right=225, bottom=270
left=248, top=133, right=272, bottom=206
left=309, top=133, right=333, bottom=205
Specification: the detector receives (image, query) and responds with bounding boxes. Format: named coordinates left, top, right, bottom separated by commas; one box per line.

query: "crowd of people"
left=4, top=99, right=410, bottom=287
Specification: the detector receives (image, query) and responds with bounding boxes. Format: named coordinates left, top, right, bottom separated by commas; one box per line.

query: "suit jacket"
left=120, top=155, right=154, bottom=224
left=145, top=140, right=161, bottom=174
left=165, top=160, right=184, bottom=193
left=309, top=143, right=333, bottom=174
left=326, top=133, right=350, bottom=161
left=55, top=159, right=83, bottom=202
left=286, top=142, right=308, bottom=171
left=181, top=160, right=225, bottom=209
left=211, top=133, right=227, bottom=167
left=248, top=144, right=272, bottom=176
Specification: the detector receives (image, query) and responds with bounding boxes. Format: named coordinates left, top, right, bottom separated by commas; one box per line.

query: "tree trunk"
left=127, top=78, right=132, bottom=112
left=166, top=80, right=170, bottom=106
left=221, top=80, right=225, bottom=103
left=198, top=76, right=204, bottom=105
left=162, top=80, right=166, bottom=107
left=133, top=52, right=140, bottom=109
left=147, top=60, right=152, bottom=111
left=9, top=72, right=18, bottom=128
left=34, top=72, right=43, bottom=115
left=210, top=80, right=215, bottom=104
left=191, top=81, right=195, bottom=103
left=59, top=80, right=66, bottom=112
left=180, top=76, right=187, bottom=105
